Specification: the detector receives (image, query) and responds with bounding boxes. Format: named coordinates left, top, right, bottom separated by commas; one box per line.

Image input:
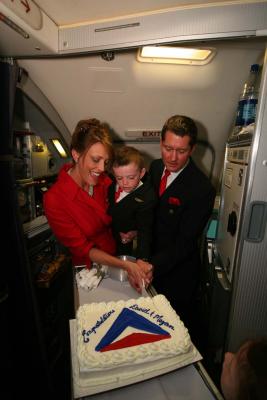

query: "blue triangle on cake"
left=95, top=307, right=170, bottom=352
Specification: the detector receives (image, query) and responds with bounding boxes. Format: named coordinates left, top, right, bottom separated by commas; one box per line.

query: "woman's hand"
left=136, top=259, right=153, bottom=287
left=123, top=259, right=146, bottom=293
left=89, top=247, right=152, bottom=293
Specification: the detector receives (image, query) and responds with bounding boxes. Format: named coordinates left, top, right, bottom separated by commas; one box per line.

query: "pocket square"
left=168, top=196, right=181, bottom=206
left=134, top=197, right=144, bottom=203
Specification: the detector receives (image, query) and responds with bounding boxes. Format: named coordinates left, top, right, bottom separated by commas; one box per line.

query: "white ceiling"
left=33, top=0, right=242, bottom=26
left=0, top=0, right=265, bottom=57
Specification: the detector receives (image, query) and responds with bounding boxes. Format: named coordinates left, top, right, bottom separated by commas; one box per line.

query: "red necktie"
left=159, top=169, right=170, bottom=196
left=115, top=187, right=123, bottom=202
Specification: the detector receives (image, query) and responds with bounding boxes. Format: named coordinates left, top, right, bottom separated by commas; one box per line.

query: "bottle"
left=233, top=63, right=260, bottom=134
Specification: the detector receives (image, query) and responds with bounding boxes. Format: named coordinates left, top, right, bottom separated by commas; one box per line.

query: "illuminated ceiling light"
left=137, top=46, right=215, bottom=65
left=50, top=139, right=68, bottom=158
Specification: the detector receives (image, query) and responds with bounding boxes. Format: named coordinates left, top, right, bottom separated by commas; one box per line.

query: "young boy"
left=108, top=146, right=157, bottom=261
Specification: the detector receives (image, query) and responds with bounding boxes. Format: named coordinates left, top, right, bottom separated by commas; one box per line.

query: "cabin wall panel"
left=0, top=2, right=58, bottom=57
left=19, top=39, right=265, bottom=188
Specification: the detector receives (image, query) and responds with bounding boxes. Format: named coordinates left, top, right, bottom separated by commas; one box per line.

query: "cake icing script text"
left=81, top=303, right=175, bottom=344
left=129, top=304, right=174, bottom=330
left=82, top=310, right=115, bottom=343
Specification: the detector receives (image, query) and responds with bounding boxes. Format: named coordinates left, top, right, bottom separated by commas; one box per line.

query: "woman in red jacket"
left=44, top=118, right=152, bottom=292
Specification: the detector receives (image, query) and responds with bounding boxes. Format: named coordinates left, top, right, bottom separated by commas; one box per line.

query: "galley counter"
left=70, top=275, right=223, bottom=400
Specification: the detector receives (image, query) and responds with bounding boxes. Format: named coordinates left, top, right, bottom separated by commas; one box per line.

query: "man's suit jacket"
left=149, top=158, right=216, bottom=317
left=108, top=180, right=157, bottom=260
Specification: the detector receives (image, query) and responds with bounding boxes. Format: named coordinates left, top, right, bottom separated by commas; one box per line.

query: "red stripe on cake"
left=99, top=333, right=171, bottom=352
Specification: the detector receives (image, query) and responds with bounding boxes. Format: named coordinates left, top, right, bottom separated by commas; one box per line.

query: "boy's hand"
left=120, top=230, right=137, bottom=244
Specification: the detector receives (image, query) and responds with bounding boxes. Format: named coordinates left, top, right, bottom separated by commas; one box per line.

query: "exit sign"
left=125, top=130, right=161, bottom=139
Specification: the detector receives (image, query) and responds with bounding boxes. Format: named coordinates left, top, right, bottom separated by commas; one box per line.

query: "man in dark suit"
left=149, top=115, right=216, bottom=336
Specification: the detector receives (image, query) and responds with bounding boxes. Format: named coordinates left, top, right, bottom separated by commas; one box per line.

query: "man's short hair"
left=161, top=115, right=198, bottom=147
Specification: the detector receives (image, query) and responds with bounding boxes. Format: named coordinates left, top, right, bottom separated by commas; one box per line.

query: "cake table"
left=70, top=276, right=223, bottom=399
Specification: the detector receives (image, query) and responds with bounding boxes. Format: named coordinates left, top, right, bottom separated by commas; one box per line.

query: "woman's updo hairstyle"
left=70, top=118, right=114, bottom=166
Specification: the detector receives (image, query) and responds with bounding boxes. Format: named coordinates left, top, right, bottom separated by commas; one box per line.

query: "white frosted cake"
left=72, top=295, right=201, bottom=396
